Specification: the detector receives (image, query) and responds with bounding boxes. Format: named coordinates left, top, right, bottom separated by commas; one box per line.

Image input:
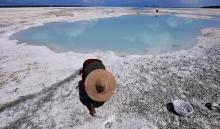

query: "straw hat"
left=84, top=69, right=116, bottom=102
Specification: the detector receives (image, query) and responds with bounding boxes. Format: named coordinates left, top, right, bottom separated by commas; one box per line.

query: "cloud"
left=67, top=21, right=96, bottom=37
left=82, top=0, right=104, bottom=3
left=166, top=17, right=179, bottom=28
left=180, top=0, right=203, bottom=4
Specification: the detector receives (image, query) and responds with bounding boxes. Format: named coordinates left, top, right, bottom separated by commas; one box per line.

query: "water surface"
left=11, top=15, right=220, bottom=55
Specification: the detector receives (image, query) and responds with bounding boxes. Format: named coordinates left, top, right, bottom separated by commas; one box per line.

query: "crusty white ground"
left=0, top=7, right=220, bottom=129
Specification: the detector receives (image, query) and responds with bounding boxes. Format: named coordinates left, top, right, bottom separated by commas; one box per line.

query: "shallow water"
left=10, top=15, right=220, bottom=55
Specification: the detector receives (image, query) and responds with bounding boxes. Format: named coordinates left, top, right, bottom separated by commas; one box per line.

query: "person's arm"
left=78, top=68, right=82, bottom=75
left=78, top=80, right=85, bottom=91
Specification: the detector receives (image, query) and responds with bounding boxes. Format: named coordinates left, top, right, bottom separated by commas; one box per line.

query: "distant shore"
left=0, top=5, right=220, bottom=8
left=201, top=6, right=220, bottom=8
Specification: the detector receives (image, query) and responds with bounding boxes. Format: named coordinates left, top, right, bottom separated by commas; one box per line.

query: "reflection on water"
left=10, top=15, right=220, bottom=55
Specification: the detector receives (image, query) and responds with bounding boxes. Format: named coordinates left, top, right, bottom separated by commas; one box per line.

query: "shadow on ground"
left=0, top=70, right=79, bottom=113
left=166, top=103, right=182, bottom=116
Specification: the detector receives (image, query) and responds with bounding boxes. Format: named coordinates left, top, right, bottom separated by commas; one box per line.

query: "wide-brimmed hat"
left=84, top=69, right=116, bottom=102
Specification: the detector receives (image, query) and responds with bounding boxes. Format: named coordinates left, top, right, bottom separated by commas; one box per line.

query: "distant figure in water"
left=78, top=59, right=116, bottom=117
left=156, top=9, right=159, bottom=13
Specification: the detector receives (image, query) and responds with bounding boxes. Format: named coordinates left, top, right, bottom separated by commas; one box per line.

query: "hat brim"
left=85, top=69, right=116, bottom=102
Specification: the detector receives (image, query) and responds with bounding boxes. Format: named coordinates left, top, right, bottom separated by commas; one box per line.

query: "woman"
left=78, top=59, right=116, bottom=117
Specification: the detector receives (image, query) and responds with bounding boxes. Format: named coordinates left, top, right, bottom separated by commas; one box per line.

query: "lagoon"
left=10, top=15, right=220, bottom=54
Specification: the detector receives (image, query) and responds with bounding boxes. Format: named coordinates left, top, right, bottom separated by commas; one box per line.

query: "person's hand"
left=76, top=68, right=82, bottom=75
left=89, top=108, right=96, bottom=117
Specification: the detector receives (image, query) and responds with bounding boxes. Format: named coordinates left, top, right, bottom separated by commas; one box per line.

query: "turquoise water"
left=11, top=15, right=220, bottom=54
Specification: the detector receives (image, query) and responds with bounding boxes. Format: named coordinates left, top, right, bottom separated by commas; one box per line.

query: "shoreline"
left=0, top=7, right=220, bottom=129
left=1, top=8, right=219, bottom=57
left=1, top=7, right=219, bottom=35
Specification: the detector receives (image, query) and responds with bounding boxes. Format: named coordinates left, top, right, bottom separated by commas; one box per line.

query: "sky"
left=0, top=0, right=220, bottom=7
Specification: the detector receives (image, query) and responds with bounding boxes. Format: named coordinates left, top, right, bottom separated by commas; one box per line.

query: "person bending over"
left=78, top=59, right=116, bottom=117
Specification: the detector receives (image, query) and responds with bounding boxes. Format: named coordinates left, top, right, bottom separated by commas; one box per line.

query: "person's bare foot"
left=89, top=108, right=96, bottom=117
